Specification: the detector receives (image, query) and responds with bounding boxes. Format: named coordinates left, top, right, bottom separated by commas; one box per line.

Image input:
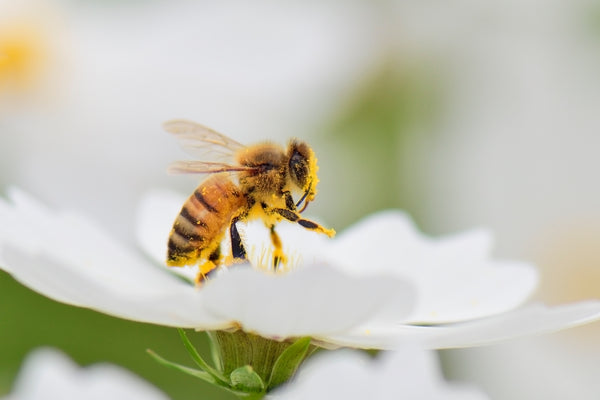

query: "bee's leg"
left=230, top=216, right=247, bottom=261
left=196, top=247, right=221, bottom=285
left=272, top=208, right=336, bottom=238
left=269, top=225, right=287, bottom=270
left=282, top=191, right=296, bottom=210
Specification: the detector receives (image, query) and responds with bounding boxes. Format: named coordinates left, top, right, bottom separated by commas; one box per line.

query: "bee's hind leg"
left=195, top=247, right=221, bottom=285
left=269, top=225, right=287, bottom=270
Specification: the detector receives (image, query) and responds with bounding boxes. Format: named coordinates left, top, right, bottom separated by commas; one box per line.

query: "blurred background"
left=1, top=0, right=599, bottom=398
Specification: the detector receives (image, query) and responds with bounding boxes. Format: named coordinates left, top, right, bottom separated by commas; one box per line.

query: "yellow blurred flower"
left=0, top=0, right=66, bottom=111
left=0, top=22, right=47, bottom=93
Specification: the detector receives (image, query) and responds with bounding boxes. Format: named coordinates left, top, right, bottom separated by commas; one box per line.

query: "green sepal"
left=146, top=349, right=217, bottom=385
left=206, top=331, right=223, bottom=369
left=230, top=365, right=266, bottom=393
left=177, top=329, right=229, bottom=385
left=268, top=336, right=312, bottom=388
left=152, top=330, right=316, bottom=399
left=148, top=349, right=264, bottom=398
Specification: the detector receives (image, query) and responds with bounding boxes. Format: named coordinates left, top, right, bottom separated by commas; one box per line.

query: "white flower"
left=2, top=348, right=168, bottom=400
left=272, top=345, right=489, bottom=400
left=0, top=187, right=414, bottom=345
left=1, top=187, right=600, bottom=349
left=139, top=190, right=600, bottom=349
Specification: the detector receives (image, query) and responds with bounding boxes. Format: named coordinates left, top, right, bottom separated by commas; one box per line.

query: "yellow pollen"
left=250, top=244, right=302, bottom=275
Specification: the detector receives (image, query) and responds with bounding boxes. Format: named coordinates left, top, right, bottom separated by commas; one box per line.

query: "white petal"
left=325, top=301, right=600, bottom=349
left=272, top=346, right=489, bottom=399
left=201, top=265, right=416, bottom=340
left=3, top=348, right=168, bottom=400
left=329, top=210, right=539, bottom=323
left=135, top=189, right=200, bottom=281
left=136, top=189, right=183, bottom=266
left=0, top=188, right=226, bottom=329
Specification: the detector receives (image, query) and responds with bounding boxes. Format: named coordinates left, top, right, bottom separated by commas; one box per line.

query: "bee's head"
left=287, top=140, right=319, bottom=211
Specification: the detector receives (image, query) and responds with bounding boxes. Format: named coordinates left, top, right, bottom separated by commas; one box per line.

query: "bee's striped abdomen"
left=167, top=175, right=245, bottom=268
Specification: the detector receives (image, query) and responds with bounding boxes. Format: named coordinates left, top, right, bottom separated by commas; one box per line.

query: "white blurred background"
left=1, top=0, right=600, bottom=399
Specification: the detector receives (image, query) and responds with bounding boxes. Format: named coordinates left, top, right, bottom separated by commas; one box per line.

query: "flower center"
left=0, top=23, right=46, bottom=93
left=247, top=243, right=302, bottom=275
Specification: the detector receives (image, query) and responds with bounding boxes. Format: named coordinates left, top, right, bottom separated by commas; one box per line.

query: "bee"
left=164, top=120, right=335, bottom=283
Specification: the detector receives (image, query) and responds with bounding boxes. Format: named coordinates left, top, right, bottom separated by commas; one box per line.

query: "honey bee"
left=165, top=120, right=335, bottom=283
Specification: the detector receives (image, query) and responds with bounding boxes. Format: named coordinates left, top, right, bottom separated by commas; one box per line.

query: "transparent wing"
left=163, top=119, right=246, bottom=161
left=168, top=161, right=259, bottom=175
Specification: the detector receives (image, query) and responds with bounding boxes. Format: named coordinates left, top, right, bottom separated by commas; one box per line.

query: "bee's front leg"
left=282, top=191, right=296, bottom=211
left=272, top=208, right=336, bottom=238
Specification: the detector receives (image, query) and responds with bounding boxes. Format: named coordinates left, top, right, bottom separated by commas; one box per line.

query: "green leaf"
left=230, top=365, right=265, bottom=393
left=267, top=337, right=312, bottom=389
left=178, top=329, right=229, bottom=385
left=147, top=349, right=217, bottom=384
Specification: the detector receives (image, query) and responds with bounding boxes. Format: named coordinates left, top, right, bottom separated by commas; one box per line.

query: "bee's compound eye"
left=289, top=150, right=309, bottom=188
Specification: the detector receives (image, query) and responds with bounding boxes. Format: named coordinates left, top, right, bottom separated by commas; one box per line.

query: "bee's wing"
left=163, top=119, right=246, bottom=161
left=168, top=161, right=258, bottom=175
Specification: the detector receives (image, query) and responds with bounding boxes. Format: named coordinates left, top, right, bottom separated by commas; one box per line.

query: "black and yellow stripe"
left=166, top=175, right=246, bottom=268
